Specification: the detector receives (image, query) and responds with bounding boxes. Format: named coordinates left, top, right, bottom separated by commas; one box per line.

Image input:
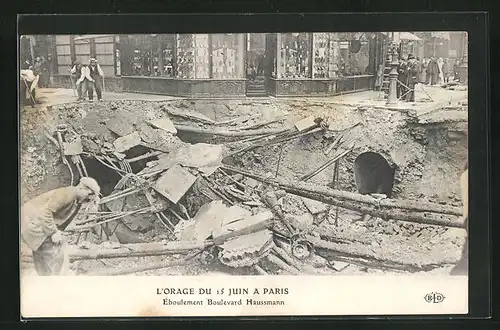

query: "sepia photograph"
left=19, top=30, right=470, bottom=317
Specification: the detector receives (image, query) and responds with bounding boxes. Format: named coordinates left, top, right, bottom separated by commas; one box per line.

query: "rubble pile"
left=20, top=99, right=467, bottom=276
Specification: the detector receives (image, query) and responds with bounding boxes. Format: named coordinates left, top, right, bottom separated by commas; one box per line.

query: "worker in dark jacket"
left=397, top=57, right=408, bottom=99
left=405, top=54, right=419, bottom=102
left=21, top=177, right=101, bottom=276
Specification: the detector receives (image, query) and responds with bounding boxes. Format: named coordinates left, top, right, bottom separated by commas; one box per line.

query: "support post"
left=386, top=44, right=399, bottom=105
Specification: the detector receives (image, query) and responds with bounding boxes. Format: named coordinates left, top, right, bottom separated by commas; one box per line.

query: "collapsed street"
left=20, top=86, right=468, bottom=276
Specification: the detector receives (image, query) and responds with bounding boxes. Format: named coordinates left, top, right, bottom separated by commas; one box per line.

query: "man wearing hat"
left=21, top=177, right=101, bottom=276
left=87, top=58, right=104, bottom=101
left=405, top=54, right=419, bottom=102
left=70, top=60, right=87, bottom=101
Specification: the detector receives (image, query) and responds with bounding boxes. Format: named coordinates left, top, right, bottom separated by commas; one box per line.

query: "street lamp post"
left=386, top=44, right=399, bottom=105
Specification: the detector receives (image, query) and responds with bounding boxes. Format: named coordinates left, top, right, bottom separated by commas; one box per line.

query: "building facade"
left=35, top=33, right=407, bottom=97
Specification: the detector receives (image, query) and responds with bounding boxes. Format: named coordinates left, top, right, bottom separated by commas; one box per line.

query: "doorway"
left=246, top=33, right=269, bottom=97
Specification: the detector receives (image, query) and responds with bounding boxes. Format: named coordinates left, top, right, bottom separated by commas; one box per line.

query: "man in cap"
left=405, top=53, right=419, bottom=102
left=87, top=58, right=104, bottom=101
left=20, top=177, right=101, bottom=276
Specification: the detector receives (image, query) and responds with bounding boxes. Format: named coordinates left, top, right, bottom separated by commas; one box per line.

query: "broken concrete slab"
left=164, top=107, right=215, bottom=124
left=148, top=117, right=177, bottom=135
left=113, top=131, right=142, bottom=153
left=154, top=164, right=198, bottom=204
left=302, top=197, right=328, bottom=215
left=213, top=210, right=274, bottom=245
left=175, top=200, right=228, bottom=242
left=142, top=142, right=225, bottom=176
left=294, top=116, right=317, bottom=132
left=220, top=229, right=273, bottom=254
left=63, top=138, right=83, bottom=156
left=106, top=117, right=135, bottom=137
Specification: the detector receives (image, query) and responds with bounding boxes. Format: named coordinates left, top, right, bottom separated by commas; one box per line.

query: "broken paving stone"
left=63, top=138, right=83, bottom=156
left=113, top=131, right=142, bottom=153
left=302, top=197, right=328, bottom=215
left=106, top=117, right=135, bottom=137
left=148, top=117, right=177, bottom=135
left=154, top=164, right=198, bottom=204
left=294, top=116, right=317, bottom=132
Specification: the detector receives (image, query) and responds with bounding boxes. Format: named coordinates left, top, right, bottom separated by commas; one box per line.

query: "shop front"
left=266, top=32, right=379, bottom=97
left=120, top=34, right=247, bottom=97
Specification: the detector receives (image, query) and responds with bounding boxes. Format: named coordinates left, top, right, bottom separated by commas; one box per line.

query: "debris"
left=300, top=148, right=352, bottom=181
left=328, top=260, right=350, bottom=272
left=148, top=117, right=177, bottom=135
left=266, top=253, right=301, bottom=275
left=245, top=177, right=260, bottom=189
left=294, top=116, right=317, bottom=132
left=164, top=106, right=215, bottom=124
left=175, top=201, right=248, bottom=243
left=219, top=230, right=274, bottom=268
left=289, top=213, right=314, bottom=231
left=113, top=131, right=142, bottom=153
left=213, top=210, right=274, bottom=245
left=106, top=117, right=135, bottom=137
left=175, top=125, right=288, bottom=138
left=302, top=197, right=328, bottom=215
left=154, top=164, right=198, bottom=204
left=63, top=138, right=83, bottom=156
left=310, top=255, right=328, bottom=268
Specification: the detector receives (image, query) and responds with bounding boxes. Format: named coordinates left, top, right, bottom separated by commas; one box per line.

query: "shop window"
left=312, top=33, right=342, bottom=79
left=119, top=35, right=155, bottom=77
left=278, top=33, right=311, bottom=79
left=211, top=34, right=244, bottom=79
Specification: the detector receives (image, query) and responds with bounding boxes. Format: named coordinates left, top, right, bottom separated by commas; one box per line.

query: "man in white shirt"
left=87, top=58, right=105, bottom=101
left=70, top=60, right=87, bottom=101
left=20, top=67, right=40, bottom=106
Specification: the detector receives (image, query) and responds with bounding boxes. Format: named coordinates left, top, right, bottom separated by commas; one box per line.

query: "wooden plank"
left=154, top=164, right=197, bottom=204
left=212, top=210, right=274, bottom=245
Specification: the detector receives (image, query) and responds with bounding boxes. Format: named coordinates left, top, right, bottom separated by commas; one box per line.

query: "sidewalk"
left=32, top=86, right=468, bottom=125
left=34, top=88, right=178, bottom=107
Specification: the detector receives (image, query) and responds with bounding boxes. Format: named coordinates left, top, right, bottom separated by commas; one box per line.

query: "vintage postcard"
left=19, top=31, right=469, bottom=317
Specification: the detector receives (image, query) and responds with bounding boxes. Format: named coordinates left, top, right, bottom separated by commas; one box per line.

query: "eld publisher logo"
left=424, top=292, right=446, bottom=304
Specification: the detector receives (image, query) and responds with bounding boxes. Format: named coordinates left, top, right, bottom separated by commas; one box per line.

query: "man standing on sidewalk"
left=70, top=60, right=86, bottom=101
left=87, top=58, right=104, bottom=101
left=20, top=177, right=101, bottom=276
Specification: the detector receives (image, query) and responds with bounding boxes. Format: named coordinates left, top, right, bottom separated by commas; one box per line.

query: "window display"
left=211, top=34, right=242, bottom=79
left=278, top=33, right=310, bottom=79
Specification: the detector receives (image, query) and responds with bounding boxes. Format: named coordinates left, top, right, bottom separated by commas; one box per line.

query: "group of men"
left=70, top=58, right=105, bottom=101
left=396, top=53, right=420, bottom=102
